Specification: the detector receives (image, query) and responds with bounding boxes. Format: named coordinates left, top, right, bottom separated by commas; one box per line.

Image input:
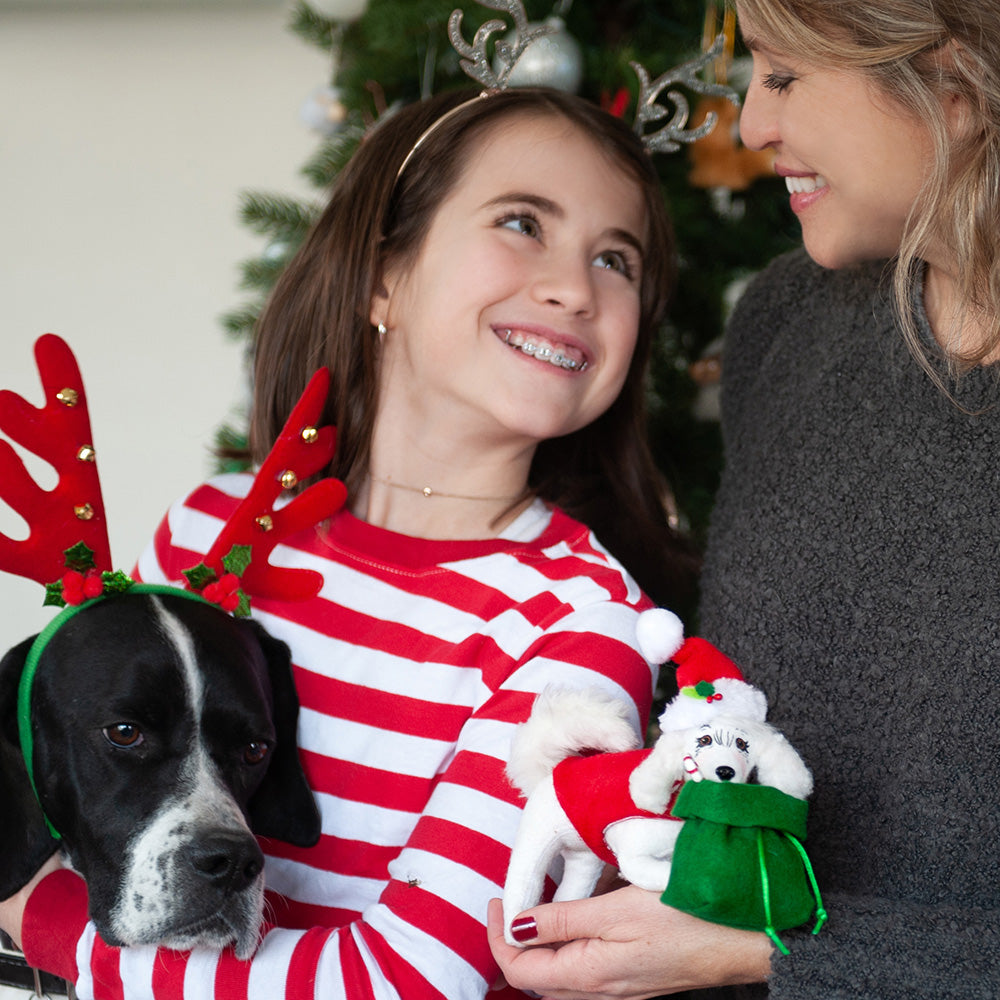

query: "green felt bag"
left=661, top=781, right=826, bottom=953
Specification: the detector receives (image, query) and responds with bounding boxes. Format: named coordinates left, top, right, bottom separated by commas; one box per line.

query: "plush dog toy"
left=0, top=335, right=344, bottom=957
left=502, top=608, right=823, bottom=949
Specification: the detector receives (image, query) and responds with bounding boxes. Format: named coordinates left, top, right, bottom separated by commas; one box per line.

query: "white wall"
left=0, top=3, right=328, bottom=652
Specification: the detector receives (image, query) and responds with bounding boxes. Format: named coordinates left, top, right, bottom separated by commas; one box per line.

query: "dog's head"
left=0, top=591, right=321, bottom=958
left=681, top=716, right=813, bottom=799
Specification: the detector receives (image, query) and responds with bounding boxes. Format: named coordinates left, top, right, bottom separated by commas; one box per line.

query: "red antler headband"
left=1, top=334, right=347, bottom=836
left=0, top=333, right=346, bottom=614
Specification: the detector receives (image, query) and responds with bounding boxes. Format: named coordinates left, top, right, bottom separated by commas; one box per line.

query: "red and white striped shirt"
left=22, top=474, right=656, bottom=1000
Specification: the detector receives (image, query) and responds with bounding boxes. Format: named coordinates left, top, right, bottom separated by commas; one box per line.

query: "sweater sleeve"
left=769, top=894, right=1000, bottom=999
left=20, top=495, right=656, bottom=1000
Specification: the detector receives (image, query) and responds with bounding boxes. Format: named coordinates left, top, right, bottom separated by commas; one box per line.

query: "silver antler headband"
left=394, top=0, right=739, bottom=183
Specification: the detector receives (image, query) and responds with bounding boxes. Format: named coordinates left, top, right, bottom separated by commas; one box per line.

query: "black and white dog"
left=0, top=591, right=321, bottom=959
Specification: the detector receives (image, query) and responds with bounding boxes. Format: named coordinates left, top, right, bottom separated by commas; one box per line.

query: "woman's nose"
left=739, top=80, right=779, bottom=151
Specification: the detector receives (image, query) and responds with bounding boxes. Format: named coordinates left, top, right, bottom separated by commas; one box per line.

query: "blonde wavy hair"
left=734, top=0, right=1000, bottom=381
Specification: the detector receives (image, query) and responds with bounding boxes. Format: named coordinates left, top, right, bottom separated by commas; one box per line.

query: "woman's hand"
left=0, top=855, right=62, bottom=949
left=487, top=886, right=773, bottom=1000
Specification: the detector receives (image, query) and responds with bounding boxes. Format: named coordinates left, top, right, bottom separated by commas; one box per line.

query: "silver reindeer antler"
left=632, top=34, right=740, bottom=153
left=448, top=0, right=557, bottom=92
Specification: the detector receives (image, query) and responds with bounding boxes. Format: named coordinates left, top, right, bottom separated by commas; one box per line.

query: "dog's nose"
left=715, top=766, right=736, bottom=782
left=189, top=834, right=264, bottom=892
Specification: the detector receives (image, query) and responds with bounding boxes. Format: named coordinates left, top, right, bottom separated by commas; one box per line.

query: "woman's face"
left=737, top=9, right=936, bottom=269
left=371, top=112, right=645, bottom=453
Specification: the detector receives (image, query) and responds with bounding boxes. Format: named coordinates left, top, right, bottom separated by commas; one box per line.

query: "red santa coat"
left=552, top=748, right=683, bottom=866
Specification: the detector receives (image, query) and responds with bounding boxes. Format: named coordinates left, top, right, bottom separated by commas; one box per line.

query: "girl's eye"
left=499, top=213, right=541, bottom=239
left=761, top=71, right=795, bottom=94
left=592, top=250, right=635, bottom=280
left=104, top=723, right=143, bottom=748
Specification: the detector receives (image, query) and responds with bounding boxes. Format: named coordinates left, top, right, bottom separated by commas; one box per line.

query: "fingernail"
left=510, top=917, right=537, bottom=943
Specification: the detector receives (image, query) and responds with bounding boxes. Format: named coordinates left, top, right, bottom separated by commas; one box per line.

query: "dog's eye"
left=696, top=734, right=713, bottom=747
left=104, top=723, right=143, bottom=748
left=736, top=738, right=749, bottom=753
left=243, top=741, right=271, bottom=766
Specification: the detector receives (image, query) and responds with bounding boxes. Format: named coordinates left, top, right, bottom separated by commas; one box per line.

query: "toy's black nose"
left=190, top=834, right=264, bottom=892
left=715, top=766, right=736, bottom=782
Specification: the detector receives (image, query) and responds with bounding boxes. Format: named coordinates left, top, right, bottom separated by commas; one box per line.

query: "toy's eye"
left=104, top=723, right=143, bottom=748
left=736, top=738, right=749, bottom=753
left=243, top=741, right=271, bottom=766
left=697, top=734, right=713, bottom=747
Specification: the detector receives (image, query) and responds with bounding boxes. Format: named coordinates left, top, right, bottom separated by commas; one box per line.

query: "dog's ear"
left=241, top=620, right=322, bottom=847
left=752, top=726, right=814, bottom=800
left=0, top=638, right=61, bottom=897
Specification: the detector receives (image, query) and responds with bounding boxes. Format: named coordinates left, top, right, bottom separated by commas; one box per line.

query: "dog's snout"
left=715, top=766, right=736, bottom=782
left=189, top=834, right=264, bottom=892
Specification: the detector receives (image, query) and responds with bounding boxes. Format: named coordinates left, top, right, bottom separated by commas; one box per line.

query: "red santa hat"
left=635, top=609, right=768, bottom=731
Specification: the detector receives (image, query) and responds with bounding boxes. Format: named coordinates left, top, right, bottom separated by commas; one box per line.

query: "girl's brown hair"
left=251, top=86, right=698, bottom=609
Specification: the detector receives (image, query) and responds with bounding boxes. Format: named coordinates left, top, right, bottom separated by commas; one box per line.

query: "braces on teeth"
left=504, top=329, right=588, bottom=372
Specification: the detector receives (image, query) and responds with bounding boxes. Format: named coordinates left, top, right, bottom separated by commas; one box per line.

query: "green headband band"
left=17, top=583, right=215, bottom=840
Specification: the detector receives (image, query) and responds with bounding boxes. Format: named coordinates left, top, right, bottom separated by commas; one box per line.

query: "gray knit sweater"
left=697, top=249, right=1000, bottom=999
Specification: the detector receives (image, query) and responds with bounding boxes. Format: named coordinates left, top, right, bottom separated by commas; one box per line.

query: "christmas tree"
left=221, top=0, right=798, bottom=545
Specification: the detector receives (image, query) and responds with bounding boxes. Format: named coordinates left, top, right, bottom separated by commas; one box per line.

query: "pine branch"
left=287, top=0, right=339, bottom=53
left=239, top=192, right=318, bottom=241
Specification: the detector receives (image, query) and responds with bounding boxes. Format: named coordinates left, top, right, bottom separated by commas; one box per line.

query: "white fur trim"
left=657, top=677, right=768, bottom=732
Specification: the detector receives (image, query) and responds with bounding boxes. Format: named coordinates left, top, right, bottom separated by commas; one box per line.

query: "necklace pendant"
left=422, top=486, right=433, bottom=497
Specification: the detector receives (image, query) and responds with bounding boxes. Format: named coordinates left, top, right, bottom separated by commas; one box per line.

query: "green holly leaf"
left=222, top=545, right=253, bottom=577
left=183, top=562, right=217, bottom=591
left=694, top=680, right=717, bottom=699
left=101, top=570, right=135, bottom=595
left=233, top=590, right=252, bottom=618
left=63, top=542, right=96, bottom=572
left=43, top=581, right=67, bottom=608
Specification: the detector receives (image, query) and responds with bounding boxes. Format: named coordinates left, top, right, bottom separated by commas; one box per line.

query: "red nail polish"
left=511, top=917, right=538, bottom=942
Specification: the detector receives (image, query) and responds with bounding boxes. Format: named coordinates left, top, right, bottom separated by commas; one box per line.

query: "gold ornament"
left=74, top=503, right=95, bottom=521
left=56, top=388, right=79, bottom=407
left=300, top=426, right=319, bottom=444
left=255, top=514, right=274, bottom=532
left=280, top=470, right=299, bottom=490
left=77, top=445, right=96, bottom=463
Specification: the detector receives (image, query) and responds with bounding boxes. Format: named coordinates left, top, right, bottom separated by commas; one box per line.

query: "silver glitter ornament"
left=496, top=16, right=583, bottom=93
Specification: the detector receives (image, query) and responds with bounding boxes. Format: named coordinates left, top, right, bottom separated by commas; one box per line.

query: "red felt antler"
left=191, top=366, right=347, bottom=607
left=0, top=334, right=113, bottom=586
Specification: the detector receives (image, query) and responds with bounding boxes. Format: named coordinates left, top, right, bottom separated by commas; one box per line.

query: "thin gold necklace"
left=367, top=473, right=526, bottom=502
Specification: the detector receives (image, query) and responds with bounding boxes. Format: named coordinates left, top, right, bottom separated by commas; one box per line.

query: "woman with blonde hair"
left=489, top=2, right=1000, bottom=997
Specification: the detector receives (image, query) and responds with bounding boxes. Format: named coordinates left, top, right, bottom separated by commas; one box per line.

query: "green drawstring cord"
left=755, top=830, right=828, bottom=956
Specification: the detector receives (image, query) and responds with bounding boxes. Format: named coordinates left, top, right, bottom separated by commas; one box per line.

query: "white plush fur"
left=502, top=695, right=813, bottom=946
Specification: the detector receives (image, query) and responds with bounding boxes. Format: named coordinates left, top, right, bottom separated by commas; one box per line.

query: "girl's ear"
left=368, top=254, right=403, bottom=330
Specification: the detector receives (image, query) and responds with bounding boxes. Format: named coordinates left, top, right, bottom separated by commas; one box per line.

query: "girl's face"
left=371, top=113, right=645, bottom=455
left=737, top=10, right=936, bottom=269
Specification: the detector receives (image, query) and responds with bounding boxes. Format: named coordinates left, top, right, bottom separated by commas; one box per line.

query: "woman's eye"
left=761, top=71, right=795, bottom=94
left=593, top=250, right=633, bottom=278
left=243, top=741, right=271, bottom=766
left=499, top=214, right=540, bottom=239
left=104, top=723, right=143, bottom=748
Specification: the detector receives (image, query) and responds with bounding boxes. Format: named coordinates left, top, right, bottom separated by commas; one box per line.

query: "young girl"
left=489, top=2, right=1000, bottom=998
left=0, top=86, right=695, bottom=1000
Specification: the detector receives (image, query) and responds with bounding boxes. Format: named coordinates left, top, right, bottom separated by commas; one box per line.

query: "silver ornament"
left=497, top=17, right=583, bottom=93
